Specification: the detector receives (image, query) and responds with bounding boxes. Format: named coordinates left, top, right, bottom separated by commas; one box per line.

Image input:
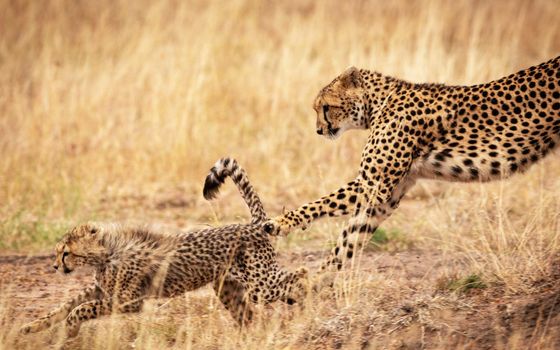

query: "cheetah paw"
left=65, top=325, right=80, bottom=338
left=312, top=272, right=337, bottom=293
left=19, top=320, right=45, bottom=335
left=263, top=217, right=307, bottom=236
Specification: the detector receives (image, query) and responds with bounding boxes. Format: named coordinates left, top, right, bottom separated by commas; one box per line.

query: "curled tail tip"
left=203, top=168, right=225, bottom=200
left=202, top=180, right=218, bottom=200
left=202, top=158, right=237, bottom=200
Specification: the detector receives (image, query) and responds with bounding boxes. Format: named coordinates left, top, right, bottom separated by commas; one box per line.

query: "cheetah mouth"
left=327, top=127, right=341, bottom=139
left=62, top=266, right=73, bottom=274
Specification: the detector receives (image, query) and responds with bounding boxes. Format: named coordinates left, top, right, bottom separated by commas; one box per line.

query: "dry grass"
left=1, top=0, right=560, bottom=348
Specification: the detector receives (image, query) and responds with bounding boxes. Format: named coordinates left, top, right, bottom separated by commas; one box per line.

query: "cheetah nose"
left=53, top=264, right=58, bottom=270
left=316, top=128, right=324, bottom=135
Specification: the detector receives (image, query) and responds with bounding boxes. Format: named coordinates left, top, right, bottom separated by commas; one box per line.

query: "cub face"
left=52, top=223, right=103, bottom=274
left=313, top=67, right=367, bottom=139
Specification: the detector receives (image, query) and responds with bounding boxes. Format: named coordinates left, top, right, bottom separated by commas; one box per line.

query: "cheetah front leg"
left=20, top=284, right=101, bottom=334
left=64, top=298, right=113, bottom=338
left=264, top=180, right=362, bottom=236
left=320, top=174, right=417, bottom=272
left=65, top=296, right=143, bottom=338
left=307, top=178, right=415, bottom=292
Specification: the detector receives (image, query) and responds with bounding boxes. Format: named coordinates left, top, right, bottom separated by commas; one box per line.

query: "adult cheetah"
left=21, top=158, right=308, bottom=338
left=264, top=55, right=560, bottom=271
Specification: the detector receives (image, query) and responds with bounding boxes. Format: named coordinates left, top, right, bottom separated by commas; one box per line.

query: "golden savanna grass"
left=1, top=0, right=560, bottom=349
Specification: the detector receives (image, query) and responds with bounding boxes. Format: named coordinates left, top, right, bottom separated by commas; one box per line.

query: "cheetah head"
left=313, top=67, right=367, bottom=139
left=53, top=223, right=106, bottom=274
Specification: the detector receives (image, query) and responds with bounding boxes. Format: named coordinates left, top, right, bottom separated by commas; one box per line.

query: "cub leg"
left=213, top=277, right=253, bottom=326
left=246, top=266, right=309, bottom=306
left=65, top=297, right=143, bottom=338
left=20, top=284, right=101, bottom=334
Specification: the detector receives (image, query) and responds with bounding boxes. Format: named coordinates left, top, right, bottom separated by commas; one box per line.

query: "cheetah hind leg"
left=245, top=267, right=310, bottom=306
left=213, top=277, right=253, bottom=326
left=279, top=267, right=310, bottom=306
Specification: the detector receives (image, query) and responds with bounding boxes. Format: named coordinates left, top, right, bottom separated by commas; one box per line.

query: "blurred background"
left=1, top=0, right=559, bottom=251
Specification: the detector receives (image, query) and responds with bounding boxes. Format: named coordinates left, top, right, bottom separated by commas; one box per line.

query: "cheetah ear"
left=340, top=66, right=362, bottom=89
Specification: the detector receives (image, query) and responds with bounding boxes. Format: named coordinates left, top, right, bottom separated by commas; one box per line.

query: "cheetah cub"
left=20, top=158, right=308, bottom=338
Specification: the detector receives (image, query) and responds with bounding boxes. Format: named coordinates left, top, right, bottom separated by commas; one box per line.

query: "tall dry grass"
left=1, top=0, right=560, bottom=348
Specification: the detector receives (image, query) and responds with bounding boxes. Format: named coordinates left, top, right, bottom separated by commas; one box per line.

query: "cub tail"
left=203, top=157, right=268, bottom=224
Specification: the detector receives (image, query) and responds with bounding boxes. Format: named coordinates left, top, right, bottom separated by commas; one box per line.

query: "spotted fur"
left=21, top=158, right=308, bottom=338
left=203, top=157, right=267, bottom=223
left=265, top=55, right=560, bottom=271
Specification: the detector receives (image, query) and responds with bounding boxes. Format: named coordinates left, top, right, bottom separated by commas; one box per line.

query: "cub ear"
left=85, top=223, right=98, bottom=235
left=339, top=66, right=362, bottom=89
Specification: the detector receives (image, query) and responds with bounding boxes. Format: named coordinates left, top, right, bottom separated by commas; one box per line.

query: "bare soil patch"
left=2, top=249, right=559, bottom=349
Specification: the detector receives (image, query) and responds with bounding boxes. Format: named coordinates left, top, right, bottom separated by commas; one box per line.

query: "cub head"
left=313, top=67, right=367, bottom=139
left=53, top=223, right=106, bottom=274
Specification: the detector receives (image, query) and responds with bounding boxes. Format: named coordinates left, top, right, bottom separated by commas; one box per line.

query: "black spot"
left=434, top=153, right=446, bottom=161
left=358, top=224, right=371, bottom=233
left=470, top=168, right=479, bottom=178
left=451, top=166, right=463, bottom=174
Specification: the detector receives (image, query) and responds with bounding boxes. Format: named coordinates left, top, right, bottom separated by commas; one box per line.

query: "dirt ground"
left=0, top=184, right=558, bottom=349
left=2, top=246, right=560, bottom=349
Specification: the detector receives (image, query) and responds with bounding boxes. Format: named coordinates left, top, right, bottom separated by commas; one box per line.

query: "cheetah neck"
left=362, top=71, right=461, bottom=131
left=96, top=224, right=180, bottom=264
left=361, top=72, right=402, bottom=128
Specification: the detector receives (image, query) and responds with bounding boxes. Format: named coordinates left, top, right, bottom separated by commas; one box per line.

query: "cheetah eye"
left=323, top=105, right=330, bottom=117
left=63, top=252, right=69, bottom=258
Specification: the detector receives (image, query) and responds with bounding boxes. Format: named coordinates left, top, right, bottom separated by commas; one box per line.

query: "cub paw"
left=19, top=319, right=46, bottom=335
left=19, top=325, right=31, bottom=335
left=65, top=325, right=80, bottom=338
left=312, top=272, right=337, bottom=293
left=294, top=266, right=309, bottom=278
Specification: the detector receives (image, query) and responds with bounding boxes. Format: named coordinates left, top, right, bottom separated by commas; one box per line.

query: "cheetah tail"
left=203, top=157, right=268, bottom=224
